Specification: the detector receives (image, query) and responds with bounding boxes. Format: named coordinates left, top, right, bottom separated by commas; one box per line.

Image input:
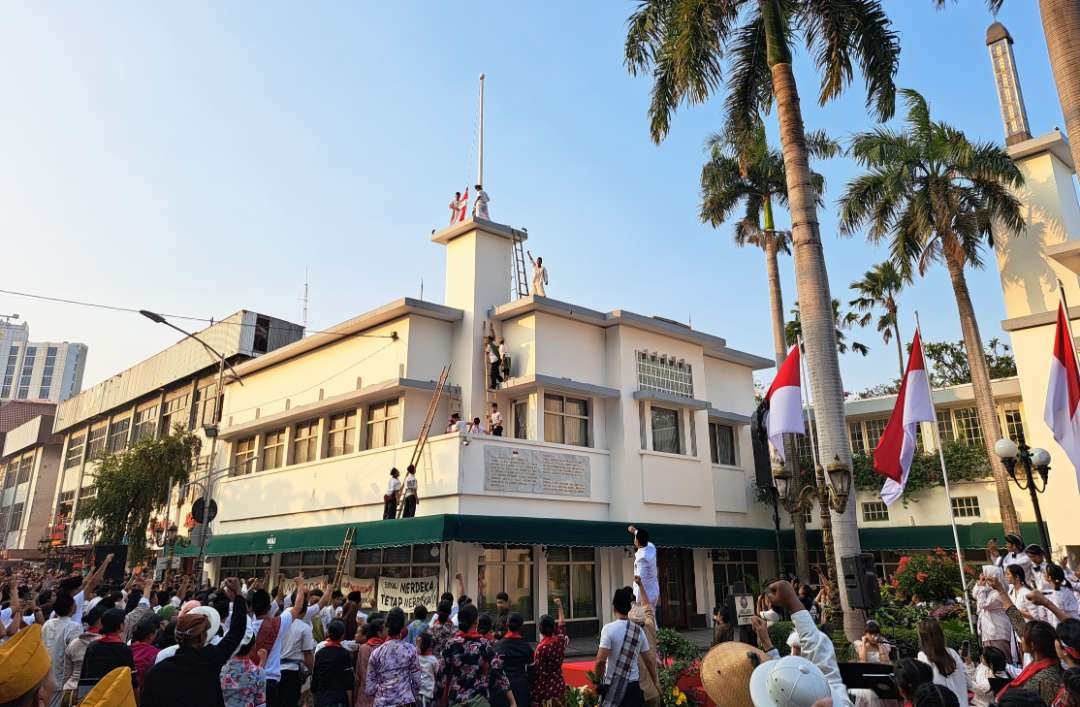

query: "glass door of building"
left=658, top=548, right=697, bottom=629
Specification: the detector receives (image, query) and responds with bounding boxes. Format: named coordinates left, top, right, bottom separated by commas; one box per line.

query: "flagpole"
left=1057, top=279, right=1080, bottom=376
left=915, top=312, right=975, bottom=634
left=795, top=336, right=823, bottom=471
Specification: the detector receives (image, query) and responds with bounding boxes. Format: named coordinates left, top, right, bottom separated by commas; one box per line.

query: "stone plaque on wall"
left=483, top=446, right=590, bottom=497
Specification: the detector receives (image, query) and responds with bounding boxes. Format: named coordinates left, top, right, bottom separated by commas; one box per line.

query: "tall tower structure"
left=987, top=22, right=1032, bottom=146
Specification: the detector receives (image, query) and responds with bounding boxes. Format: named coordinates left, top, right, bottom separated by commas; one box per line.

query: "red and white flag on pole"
left=1045, top=302, right=1080, bottom=488
left=457, top=187, right=469, bottom=222
left=875, top=330, right=935, bottom=505
left=759, top=344, right=804, bottom=461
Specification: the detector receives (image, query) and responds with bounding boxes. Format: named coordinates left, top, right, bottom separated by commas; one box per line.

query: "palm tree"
left=839, top=88, right=1024, bottom=535
left=934, top=0, right=1080, bottom=180
left=625, top=0, right=900, bottom=640
left=700, top=121, right=840, bottom=582
left=785, top=300, right=870, bottom=357
left=849, top=262, right=907, bottom=378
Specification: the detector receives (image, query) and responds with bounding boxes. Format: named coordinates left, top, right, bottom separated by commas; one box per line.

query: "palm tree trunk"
left=1040, top=0, right=1080, bottom=176
left=943, top=249, right=1020, bottom=535
left=762, top=0, right=863, bottom=640
left=893, top=319, right=905, bottom=380
left=765, top=235, right=810, bottom=583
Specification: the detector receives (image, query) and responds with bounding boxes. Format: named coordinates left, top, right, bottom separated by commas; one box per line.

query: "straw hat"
left=80, top=667, right=136, bottom=707
left=700, top=641, right=767, bottom=707
left=0, top=624, right=51, bottom=703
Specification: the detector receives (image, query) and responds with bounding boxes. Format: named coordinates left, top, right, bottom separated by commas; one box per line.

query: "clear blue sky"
left=0, top=1, right=1065, bottom=394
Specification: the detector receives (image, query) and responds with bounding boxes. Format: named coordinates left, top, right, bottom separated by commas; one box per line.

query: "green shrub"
left=656, top=628, right=701, bottom=662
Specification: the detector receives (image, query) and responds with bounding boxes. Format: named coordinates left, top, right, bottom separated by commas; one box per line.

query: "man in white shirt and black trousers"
left=384, top=468, right=402, bottom=520
left=594, top=586, right=659, bottom=707
left=627, top=526, right=661, bottom=627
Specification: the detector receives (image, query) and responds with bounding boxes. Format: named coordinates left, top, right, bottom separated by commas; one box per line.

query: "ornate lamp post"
left=163, top=523, right=179, bottom=586
left=773, top=455, right=852, bottom=619
left=994, top=439, right=1052, bottom=552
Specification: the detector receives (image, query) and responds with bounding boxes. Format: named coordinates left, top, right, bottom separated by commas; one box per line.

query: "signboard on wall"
left=483, top=447, right=590, bottom=497
left=734, top=594, right=756, bottom=626
left=376, top=575, right=439, bottom=612
left=339, top=576, right=377, bottom=610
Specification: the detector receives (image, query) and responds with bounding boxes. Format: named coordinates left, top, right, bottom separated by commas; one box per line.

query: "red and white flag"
left=1045, top=302, right=1080, bottom=488
left=875, top=330, right=935, bottom=505
left=457, top=187, right=469, bottom=222
left=760, top=344, right=804, bottom=461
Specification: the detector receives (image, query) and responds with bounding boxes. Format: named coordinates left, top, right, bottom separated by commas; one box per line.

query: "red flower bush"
left=893, top=552, right=967, bottom=602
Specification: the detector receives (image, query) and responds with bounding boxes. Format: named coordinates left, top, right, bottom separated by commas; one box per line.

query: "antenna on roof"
left=300, top=266, right=310, bottom=333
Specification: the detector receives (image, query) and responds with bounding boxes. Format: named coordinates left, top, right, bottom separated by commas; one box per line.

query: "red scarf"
left=459, top=630, right=484, bottom=640
left=997, top=657, right=1060, bottom=699
left=324, top=640, right=342, bottom=649
left=97, top=632, right=123, bottom=644
left=366, top=637, right=385, bottom=648
left=502, top=631, right=523, bottom=640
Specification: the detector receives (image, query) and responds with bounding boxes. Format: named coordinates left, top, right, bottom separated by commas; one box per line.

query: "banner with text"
left=339, top=576, right=377, bottom=610
left=376, top=575, right=439, bottom=612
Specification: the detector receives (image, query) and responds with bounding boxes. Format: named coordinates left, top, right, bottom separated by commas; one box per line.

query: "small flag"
left=875, top=331, right=935, bottom=505
left=1045, top=302, right=1080, bottom=489
left=758, top=344, right=804, bottom=462
left=457, top=187, right=469, bottom=222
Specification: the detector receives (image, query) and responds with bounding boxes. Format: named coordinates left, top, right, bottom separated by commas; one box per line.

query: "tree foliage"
left=923, top=338, right=1017, bottom=387
left=786, top=299, right=870, bottom=356
left=852, top=441, right=992, bottom=501
left=76, top=428, right=201, bottom=563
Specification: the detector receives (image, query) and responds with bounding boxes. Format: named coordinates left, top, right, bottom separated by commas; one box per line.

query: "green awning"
left=779, top=521, right=1047, bottom=552
left=180, top=514, right=779, bottom=557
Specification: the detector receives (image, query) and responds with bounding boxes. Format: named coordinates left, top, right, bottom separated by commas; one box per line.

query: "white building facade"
left=0, top=319, right=87, bottom=404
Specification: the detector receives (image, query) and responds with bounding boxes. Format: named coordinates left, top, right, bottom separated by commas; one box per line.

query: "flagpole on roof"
left=915, top=311, right=975, bottom=634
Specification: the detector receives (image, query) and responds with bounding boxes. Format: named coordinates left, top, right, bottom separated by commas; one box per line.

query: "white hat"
left=749, top=655, right=831, bottom=707
left=188, top=606, right=221, bottom=647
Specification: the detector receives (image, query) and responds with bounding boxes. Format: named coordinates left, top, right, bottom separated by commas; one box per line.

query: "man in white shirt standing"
left=594, top=586, right=658, bottom=707
left=402, top=465, right=419, bottom=518
left=489, top=403, right=504, bottom=437
left=473, top=184, right=490, bottom=220
left=527, top=251, right=548, bottom=297
left=989, top=534, right=1032, bottom=575
left=627, top=526, right=660, bottom=627
left=384, top=468, right=402, bottom=520
left=279, top=609, right=316, bottom=707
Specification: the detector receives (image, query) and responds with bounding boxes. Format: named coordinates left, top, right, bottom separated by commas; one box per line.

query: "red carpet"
left=563, top=659, right=595, bottom=688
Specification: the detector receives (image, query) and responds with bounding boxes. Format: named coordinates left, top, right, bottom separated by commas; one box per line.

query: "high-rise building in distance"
left=0, top=318, right=87, bottom=404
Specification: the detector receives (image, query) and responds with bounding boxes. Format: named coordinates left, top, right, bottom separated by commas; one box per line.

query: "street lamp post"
left=994, top=438, right=1052, bottom=552
left=163, top=523, right=179, bottom=586
left=140, top=310, right=243, bottom=587
left=772, top=456, right=852, bottom=620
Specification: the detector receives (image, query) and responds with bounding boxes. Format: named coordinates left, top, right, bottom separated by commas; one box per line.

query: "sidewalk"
left=565, top=627, right=714, bottom=658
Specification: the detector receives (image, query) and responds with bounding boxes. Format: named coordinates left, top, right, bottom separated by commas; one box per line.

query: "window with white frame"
left=862, top=501, right=890, bottom=522
left=15, top=453, right=33, bottom=484
left=0, top=346, right=18, bottom=398
left=7, top=503, right=24, bottom=534
left=951, top=496, right=981, bottom=518
left=280, top=550, right=339, bottom=580
left=2, top=465, right=14, bottom=489
left=327, top=410, right=357, bottom=457
left=86, top=425, right=107, bottom=460
left=132, top=406, right=158, bottom=442
left=234, top=437, right=256, bottom=476
left=953, top=408, right=983, bottom=446
left=864, top=418, right=889, bottom=450
left=38, top=347, right=57, bottom=399
left=936, top=410, right=955, bottom=444
left=16, top=346, right=36, bottom=399
left=161, top=394, right=190, bottom=434
left=64, top=433, right=85, bottom=469
left=366, top=399, right=401, bottom=449
left=650, top=406, right=681, bottom=454
left=708, top=422, right=736, bottom=465
left=712, top=549, right=760, bottom=604
left=849, top=422, right=866, bottom=454
left=292, top=419, right=319, bottom=464
left=478, top=545, right=534, bottom=621
left=512, top=399, right=529, bottom=440
left=106, top=417, right=130, bottom=453
left=543, top=394, right=589, bottom=447
left=261, top=429, right=286, bottom=470
left=1002, top=406, right=1025, bottom=444
left=636, top=350, right=694, bottom=398
left=546, top=547, right=597, bottom=619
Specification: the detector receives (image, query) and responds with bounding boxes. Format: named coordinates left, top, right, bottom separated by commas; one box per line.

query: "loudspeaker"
left=841, top=553, right=880, bottom=609
left=749, top=404, right=774, bottom=488
left=93, top=544, right=128, bottom=584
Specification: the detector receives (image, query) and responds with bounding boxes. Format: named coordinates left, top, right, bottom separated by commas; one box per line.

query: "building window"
left=650, top=406, right=681, bottom=454
left=354, top=544, right=443, bottom=610
left=1002, top=406, right=1025, bottom=444
left=543, top=394, right=589, bottom=447
left=234, top=437, right=256, bottom=476
left=280, top=550, right=338, bottom=579
left=292, top=420, right=319, bottom=464
left=862, top=501, right=890, bottom=522
left=366, top=399, right=401, bottom=449
left=161, top=394, right=190, bottom=434
left=936, top=410, right=955, bottom=444
left=86, top=426, right=108, bottom=460
left=1, top=346, right=18, bottom=398
left=132, top=406, right=158, bottom=442
left=794, top=422, right=819, bottom=465
left=64, top=433, right=85, bottom=469
left=953, top=408, right=983, bottom=446
left=261, top=429, right=286, bottom=471
left=253, top=316, right=271, bottom=354
left=871, top=550, right=905, bottom=580
left=478, top=545, right=534, bottom=621
left=16, top=346, right=36, bottom=399
left=38, top=346, right=57, bottom=399
left=198, top=384, right=220, bottom=427
left=849, top=422, right=866, bottom=454
left=636, top=350, right=694, bottom=399
left=711, top=549, right=760, bottom=605
left=512, top=399, right=529, bottom=440
left=7, top=503, right=24, bottom=534
left=708, top=423, right=736, bottom=465
left=56, top=490, right=75, bottom=526
left=327, top=411, right=357, bottom=458
left=220, top=553, right=274, bottom=579
left=864, top=418, right=889, bottom=451
left=951, top=496, right=981, bottom=518
left=2, top=465, right=15, bottom=489
left=803, top=504, right=815, bottom=525
left=546, top=547, right=597, bottom=619
left=79, top=483, right=97, bottom=503
left=107, top=417, right=131, bottom=453
left=15, top=453, right=33, bottom=484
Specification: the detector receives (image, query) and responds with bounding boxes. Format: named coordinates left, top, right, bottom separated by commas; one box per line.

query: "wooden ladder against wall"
left=512, top=230, right=529, bottom=299
left=398, top=365, right=451, bottom=517
left=332, top=526, right=356, bottom=587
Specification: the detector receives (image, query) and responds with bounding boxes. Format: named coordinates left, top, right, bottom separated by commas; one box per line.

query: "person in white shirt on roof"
left=384, top=468, right=402, bottom=520
left=445, top=413, right=464, bottom=434
left=627, top=525, right=660, bottom=627
left=489, top=403, right=504, bottom=437
left=402, top=465, right=420, bottom=518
